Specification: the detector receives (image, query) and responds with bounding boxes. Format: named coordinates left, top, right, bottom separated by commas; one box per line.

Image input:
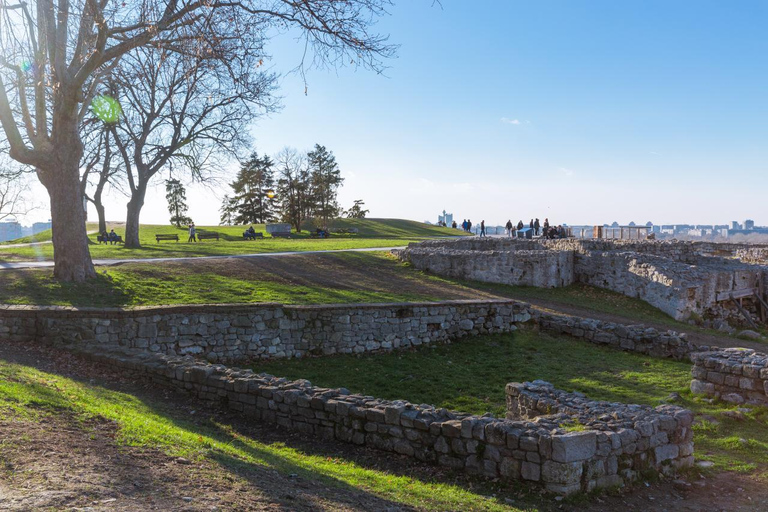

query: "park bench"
left=97, top=234, right=123, bottom=244
left=243, top=232, right=264, bottom=240
left=155, top=234, right=179, bottom=243
left=197, top=232, right=220, bottom=241
left=270, top=231, right=292, bottom=239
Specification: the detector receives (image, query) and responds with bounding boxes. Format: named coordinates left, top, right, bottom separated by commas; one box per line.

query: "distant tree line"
left=219, top=144, right=366, bottom=231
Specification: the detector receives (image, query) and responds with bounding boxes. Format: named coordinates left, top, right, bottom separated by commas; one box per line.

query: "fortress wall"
left=401, top=248, right=575, bottom=288
left=0, top=300, right=531, bottom=364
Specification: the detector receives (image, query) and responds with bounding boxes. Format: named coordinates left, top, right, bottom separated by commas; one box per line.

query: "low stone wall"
left=534, top=311, right=701, bottom=360
left=0, top=300, right=532, bottom=364
left=66, top=342, right=694, bottom=495
left=690, top=348, right=768, bottom=405
left=400, top=247, right=574, bottom=288
left=506, top=381, right=694, bottom=493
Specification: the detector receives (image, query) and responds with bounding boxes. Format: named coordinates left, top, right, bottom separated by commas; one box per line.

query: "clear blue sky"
left=72, top=0, right=768, bottom=227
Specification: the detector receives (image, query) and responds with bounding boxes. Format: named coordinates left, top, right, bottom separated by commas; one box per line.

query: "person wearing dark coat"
left=534, top=218, right=540, bottom=236
left=505, top=219, right=513, bottom=237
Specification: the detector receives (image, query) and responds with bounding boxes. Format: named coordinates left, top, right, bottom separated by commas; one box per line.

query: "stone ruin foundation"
left=60, top=341, right=694, bottom=496
left=397, top=238, right=768, bottom=327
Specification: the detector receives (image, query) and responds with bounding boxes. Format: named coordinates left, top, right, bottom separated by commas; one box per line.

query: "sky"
left=19, top=0, right=768, bottom=227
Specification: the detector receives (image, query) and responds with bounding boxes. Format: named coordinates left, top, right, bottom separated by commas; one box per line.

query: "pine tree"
left=165, top=179, right=193, bottom=227
left=344, top=199, right=369, bottom=219
left=307, top=144, right=344, bottom=225
left=220, top=152, right=277, bottom=225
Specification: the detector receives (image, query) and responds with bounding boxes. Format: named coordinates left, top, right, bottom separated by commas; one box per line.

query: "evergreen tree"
left=165, top=179, right=193, bottom=227
left=307, top=144, right=344, bottom=225
left=344, top=199, right=369, bottom=219
left=220, top=152, right=277, bottom=225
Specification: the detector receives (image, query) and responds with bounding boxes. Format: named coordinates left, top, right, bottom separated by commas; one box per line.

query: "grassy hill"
left=0, top=218, right=464, bottom=262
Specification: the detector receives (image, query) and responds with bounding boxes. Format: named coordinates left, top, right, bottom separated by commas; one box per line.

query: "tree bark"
left=94, top=200, right=107, bottom=235
left=124, top=183, right=147, bottom=248
left=38, top=163, right=97, bottom=282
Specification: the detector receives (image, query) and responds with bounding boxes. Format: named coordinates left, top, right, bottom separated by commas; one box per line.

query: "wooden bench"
left=270, top=232, right=292, bottom=239
left=155, top=234, right=179, bottom=243
left=97, top=235, right=123, bottom=244
left=243, top=232, right=264, bottom=240
left=197, top=232, right=220, bottom=241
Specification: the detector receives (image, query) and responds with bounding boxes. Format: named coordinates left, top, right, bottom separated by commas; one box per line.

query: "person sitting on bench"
left=244, top=226, right=257, bottom=240
left=108, top=229, right=119, bottom=244
left=315, top=227, right=329, bottom=238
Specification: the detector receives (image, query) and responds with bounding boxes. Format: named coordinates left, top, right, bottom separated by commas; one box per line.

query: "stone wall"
left=66, top=342, right=694, bottom=496
left=506, top=381, right=694, bottom=493
left=533, top=311, right=701, bottom=360
left=690, top=348, right=768, bottom=405
left=397, top=239, right=768, bottom=325
left=401, top=247, right=574, bottom=288
left=0, top=300, right=532, bottom=364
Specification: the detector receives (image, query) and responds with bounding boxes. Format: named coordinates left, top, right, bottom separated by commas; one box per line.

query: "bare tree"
left=275, top=146, right=311, bottom=232
left=80, top=126, right=122, bottom=234
left=0, top=0, right=396, bottom=280
left=109, top=40, right=277, bottom=247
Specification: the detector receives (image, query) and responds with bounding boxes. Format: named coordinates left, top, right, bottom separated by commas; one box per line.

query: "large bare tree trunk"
left=124, top=183, right=147, bottom=248
left=94, top=201, right=107, bottom=235
left=38, top=163, right=97, bottom=282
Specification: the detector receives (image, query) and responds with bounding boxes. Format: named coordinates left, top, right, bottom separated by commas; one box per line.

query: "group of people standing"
left=501, top=218, right=567, bottom=239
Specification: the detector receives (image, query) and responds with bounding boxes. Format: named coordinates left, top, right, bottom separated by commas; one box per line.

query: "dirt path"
left=1, top=341, right=768, bottom=511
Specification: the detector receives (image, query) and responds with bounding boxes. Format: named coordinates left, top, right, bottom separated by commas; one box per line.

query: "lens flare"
left=91, top=95, right=122, bottom=123
left=266, top=190, right=276, bottom=199
left=20, top=60, right=32, bottom=72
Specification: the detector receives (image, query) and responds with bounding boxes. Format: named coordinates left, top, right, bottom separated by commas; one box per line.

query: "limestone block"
left=551, top=432, right=596, bottom=463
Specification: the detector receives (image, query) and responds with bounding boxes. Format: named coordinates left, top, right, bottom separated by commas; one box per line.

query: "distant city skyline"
left=15, top=0, right=768, bottom=228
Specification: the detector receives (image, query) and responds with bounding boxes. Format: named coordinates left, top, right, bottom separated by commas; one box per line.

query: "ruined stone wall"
left=0, top=300, right=531, bottom=364
left=534, top=311, right=701, bottom=360
left=690, top=348, right=768, bottom=405
left=65, top=342, right=694, bottom=496
left=401, top=247, right=574, bottom=288
left=398, top=239, right=768, bottom=324
left=506, top=381, right=694, bottom=493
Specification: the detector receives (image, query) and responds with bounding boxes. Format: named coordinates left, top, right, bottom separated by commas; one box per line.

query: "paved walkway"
left=0, top=246, right=407, bottom=270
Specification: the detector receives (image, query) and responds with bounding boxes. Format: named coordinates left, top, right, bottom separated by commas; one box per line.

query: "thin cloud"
left=558, top=167, right=575, bottom=177
left=500, top=117, right=521, bottom=125
left=649, top=151, right=662, bottom=156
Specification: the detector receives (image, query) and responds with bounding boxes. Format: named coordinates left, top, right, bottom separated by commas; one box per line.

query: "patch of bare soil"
left=2, top=341, right=768, bottom=512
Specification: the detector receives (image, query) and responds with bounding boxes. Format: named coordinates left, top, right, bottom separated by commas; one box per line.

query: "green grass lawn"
left=0, top=252, right=494, bottom=307
left=0, top=219, right=463, bottom=262
left=255, top=329, right=768, bottom=476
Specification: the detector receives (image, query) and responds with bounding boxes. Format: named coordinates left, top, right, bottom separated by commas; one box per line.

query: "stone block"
left=551, top=431, right=596, bottom=463
left=520, top=461, right=540, bottom=482
left=541, top=460, right=583, bottom=484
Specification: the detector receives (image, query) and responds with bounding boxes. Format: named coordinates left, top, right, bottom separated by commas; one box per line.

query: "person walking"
left=505, top=219, right=513, bottom=237
left=534, top=218, right=540, bottom=236
left=468, top=219, right=473, bottom=233
left=480, top=220, right=486, bottom=237
left=188, top=222, right=197, bottom=243
left=517, top=220, right=524, bottom=231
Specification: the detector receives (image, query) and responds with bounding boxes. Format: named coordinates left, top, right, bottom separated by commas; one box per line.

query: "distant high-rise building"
left=744, top=219, right=755, bottom=230
left=437, top=210, right=454, bottom=227
left=730, top=221, right=741, bottom=230
left=0, top=220, right=22, bottom=242
left=32, top=221, right=52, bottom=234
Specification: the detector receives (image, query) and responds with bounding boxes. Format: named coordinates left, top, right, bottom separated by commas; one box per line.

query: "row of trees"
left=0, top=0, right=397, bottom=281
left=220, top=145, right=344, bottom=231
